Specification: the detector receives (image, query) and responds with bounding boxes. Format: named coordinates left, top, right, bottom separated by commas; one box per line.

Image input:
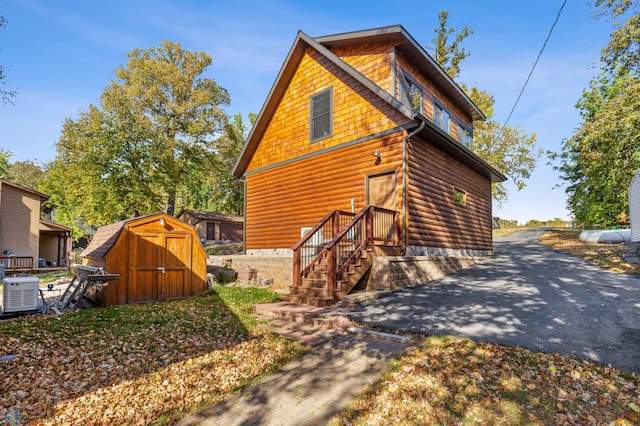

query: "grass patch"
left=540, top=228, right=640, bottom=274
left=204, top=242, right=244, bottom=256
left=492, top=227, right=525, bottom=238
left=330, top=336, right=640, bottom=425
left=0, top=286, right=306, bottom=425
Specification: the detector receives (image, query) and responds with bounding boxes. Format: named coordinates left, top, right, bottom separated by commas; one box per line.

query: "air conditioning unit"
left=2, top=277, right=39, bottom=313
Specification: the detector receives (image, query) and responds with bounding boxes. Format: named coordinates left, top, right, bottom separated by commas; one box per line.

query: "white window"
left=457, top=122, right=473, bottom=149
left=433, top=102, right=450, bottom=134
left=310, top=88, right=333, bottom=142
left=398, top=70, right=423, bottom=113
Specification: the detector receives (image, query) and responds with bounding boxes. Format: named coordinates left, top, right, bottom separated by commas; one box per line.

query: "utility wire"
left=494, top=0, right=567, bottom=141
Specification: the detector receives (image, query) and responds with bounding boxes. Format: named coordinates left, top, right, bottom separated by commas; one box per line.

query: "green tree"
left=0, top=148, right=11, bottom=178
left=0, top=16, right=16, bottom=106
left=208, top=113, right=254, bottom=214
left=428, top=11, right=541, bottom=205
left=594, top=0, right=640, bottom=74
left=7, top=159, right=45, bottom=190
left=553, top=70, right=639, bottom=225
left=426, top=10, right=473, bottom=80
left=43, top=41, right=230, bottom=228
left=551, top=1, right=640, bottom=225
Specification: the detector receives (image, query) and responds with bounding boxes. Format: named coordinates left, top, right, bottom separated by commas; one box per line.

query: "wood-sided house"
left=0, top=179, right=72, bottom=274
left=177, top=209, right=244, bottom=243
left=232, top=25, right=506, bottom=306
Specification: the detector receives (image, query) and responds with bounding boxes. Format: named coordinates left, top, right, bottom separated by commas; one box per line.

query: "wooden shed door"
left=163, top=233, right=191, bottom=300
left=130, top=233, right=161, bottom=303
left=367, top=172, right=396, bottom=210
left=130, top=232, right=191, bottom=303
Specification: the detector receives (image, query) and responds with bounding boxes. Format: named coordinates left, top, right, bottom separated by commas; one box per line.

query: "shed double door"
left=129, top=232, right=192, bottom=303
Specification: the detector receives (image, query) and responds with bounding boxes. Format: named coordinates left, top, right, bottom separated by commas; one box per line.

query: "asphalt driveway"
left=349, top=228, right=640, bottom=373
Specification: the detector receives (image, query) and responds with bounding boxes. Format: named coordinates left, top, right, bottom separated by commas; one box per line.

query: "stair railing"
left=324, top=206, right=399, bottom=290
left=292, top=206, right=399, bottom=291
left=292, top=210, right=355, bottom=286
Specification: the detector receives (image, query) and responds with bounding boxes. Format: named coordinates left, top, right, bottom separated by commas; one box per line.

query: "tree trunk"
left=166, top=196, right=176, bottom=216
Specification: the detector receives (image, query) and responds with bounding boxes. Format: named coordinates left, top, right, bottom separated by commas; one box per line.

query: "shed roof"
left=232, top=25, right=505, bottom=183
left=81, top=212, right=167, bottom=259
left=177, top=209, right=243, bottom=223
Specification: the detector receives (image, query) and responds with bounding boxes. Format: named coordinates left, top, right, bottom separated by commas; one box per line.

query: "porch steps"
left=285, top=248, right=374, bottom=306
left=253, top=302, right=353, bottom=345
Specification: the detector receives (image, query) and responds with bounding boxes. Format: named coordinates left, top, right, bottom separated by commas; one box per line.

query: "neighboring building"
left=0, top=179, right=72, bottom=272
left=232, top=26, right=505, bottom=305
left=177, top=209, right=244, bottom=243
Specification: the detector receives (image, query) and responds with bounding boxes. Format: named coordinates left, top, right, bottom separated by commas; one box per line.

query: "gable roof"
left=177, top=209, right=243, bottom=223
left=232, top=25, right=505, bottom=183
left=314, top=25, right=485, bottom=122
left=0, top=179, right=50, bottom=202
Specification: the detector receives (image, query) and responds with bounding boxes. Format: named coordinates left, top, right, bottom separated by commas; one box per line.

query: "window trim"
left=433, top=101, right=451, bottom=134
left=454, top=188, right=467, bottom=206
left=457, top=121, right=473, bottom=149
left=398, top=69, right=424, bottom=113
left=309, top=87, right=333, bottom=143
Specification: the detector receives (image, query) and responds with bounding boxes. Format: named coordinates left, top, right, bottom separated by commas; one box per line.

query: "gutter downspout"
left=241, top=177, right=247, bottom=255
left=401, top=121, right=425, bottom=255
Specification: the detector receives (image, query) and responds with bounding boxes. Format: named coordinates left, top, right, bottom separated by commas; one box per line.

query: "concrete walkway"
left=176, top=333, right=410, bottom=426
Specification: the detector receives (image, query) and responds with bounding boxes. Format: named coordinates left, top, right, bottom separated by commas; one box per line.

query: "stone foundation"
left=209, top=255, right=293, bottom=285
left=208, top=252, right=488, bottom=290
left=366, top=255, right=487, bottom=291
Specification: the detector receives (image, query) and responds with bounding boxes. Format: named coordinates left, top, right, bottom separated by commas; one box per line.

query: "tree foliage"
left=42, top=41, right=232, bottom=231
left=429, top=11, right=541, bottom=205
left=553, top=71, right=639, bottom=225
left=7, top=159, right=45, bottom=190
left=552, top=2, right=640, bottom=225
left=427, top=10, right=473, bottom=80
left=0, top=148, right=11, bottom=178
left=594, top=0, right=640, bottom=74
left=0, top=16, right=16, bottom=106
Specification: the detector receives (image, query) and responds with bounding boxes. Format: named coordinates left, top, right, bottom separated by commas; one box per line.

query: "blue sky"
left=0, top=0, right=614, bottom=224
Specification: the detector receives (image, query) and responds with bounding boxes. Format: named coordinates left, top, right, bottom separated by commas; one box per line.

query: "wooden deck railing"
left=292, top=206, right=400, bottom=289
left=0, top=256, right=34, bottom=274
left=292, top=210, right=355, bottom=286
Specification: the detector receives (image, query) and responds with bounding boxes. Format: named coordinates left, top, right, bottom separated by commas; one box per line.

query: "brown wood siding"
left=330, top=42, right=395, bottom=94
left=245, top=133, right=405, bottom=250
left=247, top=47, right=407, bottom=173
left=395, top=52, right=473, bottom=143
left=407, top=136, right=493, bottom=251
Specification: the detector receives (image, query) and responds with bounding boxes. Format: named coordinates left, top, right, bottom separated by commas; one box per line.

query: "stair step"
left=256, top=321, right=338, bottom=346
left=281, top=293, right=334, bottom=307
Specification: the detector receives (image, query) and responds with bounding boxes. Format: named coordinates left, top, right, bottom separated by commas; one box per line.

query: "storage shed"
left=630, top=170, right=640, bottom=242
left=80, top=213, right=208, bottom=306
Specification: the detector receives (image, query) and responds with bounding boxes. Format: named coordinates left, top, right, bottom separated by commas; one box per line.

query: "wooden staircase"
left=288, top=206, right=400, bottom=306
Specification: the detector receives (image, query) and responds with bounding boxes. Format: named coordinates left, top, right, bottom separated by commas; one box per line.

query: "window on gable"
left=433, top=102, right=450, bottom=134
left=457, top=122, right=473, bottom=149
left=398, top=70, right=423, bottom=113
left=310, top=88, right=333, bottom=142
left=454, top=188, right=466, bottom=206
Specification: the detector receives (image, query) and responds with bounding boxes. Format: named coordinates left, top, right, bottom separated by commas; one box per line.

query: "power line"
left=494, top=0, right=567, bottom=141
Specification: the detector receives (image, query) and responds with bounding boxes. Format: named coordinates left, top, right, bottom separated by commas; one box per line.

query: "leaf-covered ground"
left=0, top=287, right=305, bottom=425
left=331, top=229, right=640, bottom=425
left=330, top=336, right=640, bottom=425
left=540, top=228, right=640, bottom=274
